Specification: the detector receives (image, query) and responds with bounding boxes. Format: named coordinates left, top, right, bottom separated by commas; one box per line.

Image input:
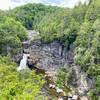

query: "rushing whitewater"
left=17, top=53, right=29, bottom=71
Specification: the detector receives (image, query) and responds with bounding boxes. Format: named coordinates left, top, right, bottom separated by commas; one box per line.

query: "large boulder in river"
left=27, top=52, right=42, bottom=69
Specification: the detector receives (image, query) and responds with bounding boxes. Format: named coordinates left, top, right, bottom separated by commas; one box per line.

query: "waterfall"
left=17, top=53, right=29, bottom=71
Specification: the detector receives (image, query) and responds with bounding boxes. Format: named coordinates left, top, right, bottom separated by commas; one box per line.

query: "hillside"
left=0, top=0, right=100, bottom=99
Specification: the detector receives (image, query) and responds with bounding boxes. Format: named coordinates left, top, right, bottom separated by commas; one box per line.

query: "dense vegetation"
left=56, top=68, right=71, bottom=93
left=0, top=56, right=45, bottom=99
left=8, top=3, right=64, bottom=29
left=33, top=2, right=100, bottom=99
left=0, top=0, right=100, bottom=99
left=0, top=16, right=27, bottom=55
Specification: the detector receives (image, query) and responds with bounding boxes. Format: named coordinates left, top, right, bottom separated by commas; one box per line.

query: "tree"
left=8, top=3, right=63, bottom=29
left=56, top=68, right=71, bottom=92
left=0, top=56, right=45, bottom=99
left=0, top=17, right=27, bottom=55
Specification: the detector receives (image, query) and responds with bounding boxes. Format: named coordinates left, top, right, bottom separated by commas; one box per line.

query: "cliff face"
left=28, top=40, right=93, bottom=97
left=15, top=30, right=93, bottom=98
left=31, top=40, right=73, bottom=70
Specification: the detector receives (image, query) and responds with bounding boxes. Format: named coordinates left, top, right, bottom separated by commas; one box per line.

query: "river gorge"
left=14, top=30, right=94, bottom=100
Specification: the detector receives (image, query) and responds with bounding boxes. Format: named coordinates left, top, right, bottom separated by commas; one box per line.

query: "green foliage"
left=85, top=0, right=100, bottom=22
left=8, top=3, right=63, bottom=29
left=0, top=56, right=45, bottom=99
left=72, top=5, right=88, bottom=23
left=37, top=12, right=65, bottom=42
left=56, top=68, right=71, bottom=92
left=36, top=11, right=79, bottom=48
left=73, top=2, right=100, bottom=98
left=96, top=75, right=100, bottom=92
left=0, top=1, right=100, bottom=99
left=0, top=10, right=6, bottom=21
left=87, top=89, right=97, bottom=100
left=0, top=17, right=27, bottom=55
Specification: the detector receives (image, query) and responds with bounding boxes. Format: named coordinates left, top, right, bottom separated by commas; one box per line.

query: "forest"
left=0, top=0, right=100, bottom=99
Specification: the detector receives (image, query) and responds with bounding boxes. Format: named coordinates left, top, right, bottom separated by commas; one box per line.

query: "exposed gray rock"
left=29, top=38, right=93, bottom=96
left=30, top=40, right=67, bottom=71
left=16, top=30, right=93, bottom=97
left=70, top=65, right=94, bottom=95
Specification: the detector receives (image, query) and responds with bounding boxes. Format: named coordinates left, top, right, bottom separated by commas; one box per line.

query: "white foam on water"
left=17, top=54, right=29, bottom=71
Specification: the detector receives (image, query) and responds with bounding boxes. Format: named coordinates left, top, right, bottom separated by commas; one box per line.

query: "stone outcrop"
left=24, top=39, right=93, bottom=96
left=16, top=30, right=93, bottom=99
left=30, top=40, right=72, bottom=71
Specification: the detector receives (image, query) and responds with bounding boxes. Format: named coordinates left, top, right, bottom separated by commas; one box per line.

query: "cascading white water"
left=17, top=53, right=29, bottom=71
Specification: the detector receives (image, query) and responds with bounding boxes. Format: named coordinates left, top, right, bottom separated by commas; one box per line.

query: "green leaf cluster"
left=0, top=17, right=27, bottom=55
left=0, top=56, right=45, bottom=100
